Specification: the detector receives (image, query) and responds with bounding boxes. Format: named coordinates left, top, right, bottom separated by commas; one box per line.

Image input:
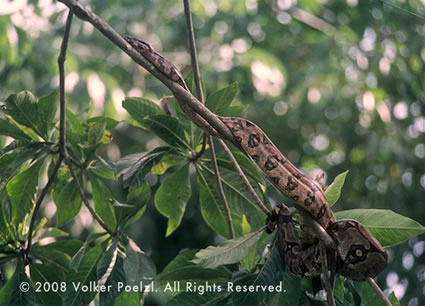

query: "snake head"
left=327, top=220, right=388, bottom=280
left=123, top=35, right=153, bottom=52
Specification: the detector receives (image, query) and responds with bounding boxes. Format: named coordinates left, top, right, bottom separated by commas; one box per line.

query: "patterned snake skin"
left=124, top=35, right=388, bottom=280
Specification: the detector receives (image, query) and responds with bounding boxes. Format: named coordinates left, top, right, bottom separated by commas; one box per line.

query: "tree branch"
left=25, top=156, right=63, bottom=256
left=55, top=7, right=115, bottom=236
left=367, top=277, right=391, bottom=306
left=57, top=0, right=237, bottom=146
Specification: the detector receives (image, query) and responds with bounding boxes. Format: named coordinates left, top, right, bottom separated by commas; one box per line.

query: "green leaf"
left=10, top=258, right=35, bottom=306
left=97, top=237, right=126, bottom=305
left=361, top=281, right=388, bottom=306
left=232, top=241, right=285, bottom=305
left=335, top=209, right=425, bottom=247
left=66, top=109, right=84, bottom=143
left=62, top=243, right=105, bottom=306
left=7, top=160, right=43, bottom=225
left=37, top=91, right=58, bottom=139
left=151, top=152, right=185, bottom=176
left=89, top=165, right=115, bottom=180
left=87, top=116, right=119, bottom=130
left=32, top=239, right=84, bottom=258
left=216, top=149, right=264, bottom=184
left=111, top=291, right=141, bottom=306
left=120, top=181, right=150, bottom=227
left=4, top=90, right=42, bottom=137
left=155, top=164, right=192, bottom=236
left=268, top=272, right=307, bottom=306
left=122, top=97, right=163, bottom=128
left=124, top=239, right=156, bottom=287
left=389, top=292, right=400, bottom=306
left=69, top=243, right=87, bottom=270
left=205, top=82, right=238, bottom=115
left=30, top=249, right=70, bottom=306
left=325, top=170, right=349, bottom=207
left=166, top=292, right=230, bottom=306
left=90, top=175, right=117, bottom=230
left=88, top=117, right=106, bottom=145
left=32, top=227, right=69, bottom=242
left=198, top=167, right=266, bottom=238
left=117, top=148, right=168, bottom=188
left=0, top=269, right=13, bottom=305
left=144, top=115, right=188, bottom=148
left=155, top=249, right=230, bottom=288
left=52, top=179, right=82, bottom=227
left=0, top=118, right=31, bottom=140
left=191, top=228, right=264, bottom=268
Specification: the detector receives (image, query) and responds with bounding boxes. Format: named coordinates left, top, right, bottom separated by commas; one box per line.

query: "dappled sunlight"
left=251, top=60, right=284, bottom=96
left=87, top=73, right=106, bottom=113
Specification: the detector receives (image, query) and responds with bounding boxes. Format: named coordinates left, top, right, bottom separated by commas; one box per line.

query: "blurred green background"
left=1, top=0, right=425, bottom=304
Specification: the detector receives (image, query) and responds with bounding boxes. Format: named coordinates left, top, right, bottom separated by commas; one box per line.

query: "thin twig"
left=183, top=0, right=204, bottom=102
left=184, top=0, right=234, bottom=238
left=366, top=277, right=391, bottom=306
left=218, top=139, right=269, bottom=215
left=57, top=0, right=237, bottom=146
left=58, top=10, right=73, bottom=153
left=65, top=162, right=115, bottom=235
left=24, top=9, right=76, bottom=257
left=25, top=156, right=63, bottom=256
left=209, top=139, right=235, bottom=238
left=56, top=8, right=114, bottom=236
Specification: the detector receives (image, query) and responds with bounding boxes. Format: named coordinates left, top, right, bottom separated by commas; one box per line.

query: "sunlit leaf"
left=325, top=170, right=349, bottom=207
left=0, top=118, right=31, bottom=140
left=4, top=90, right=42, bottom=137
left=191, top=228, right=264, bottom=268
left=122, top=97, right=163, bottom=129
left=335, top=209, right=425, bottom=247
left=205, top=82, right=238, bottom=115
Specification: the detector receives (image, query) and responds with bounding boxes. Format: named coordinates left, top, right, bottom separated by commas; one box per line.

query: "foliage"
left=1, top=0, right=425, bottom=305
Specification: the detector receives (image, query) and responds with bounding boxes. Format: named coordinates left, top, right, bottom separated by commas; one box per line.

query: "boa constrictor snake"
left=124, top=35, right=388, bottom=281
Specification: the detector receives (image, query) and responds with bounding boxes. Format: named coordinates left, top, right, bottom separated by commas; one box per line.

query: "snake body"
left=124, top=35, right=388, bottom=280
left=123, top=35, right=218, bottom=136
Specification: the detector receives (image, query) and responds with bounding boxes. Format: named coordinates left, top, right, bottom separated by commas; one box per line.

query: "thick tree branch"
left=57, top=0, right=237, bottom=146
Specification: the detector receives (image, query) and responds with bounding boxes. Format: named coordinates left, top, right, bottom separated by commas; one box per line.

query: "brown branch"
left=55, top=7, right=114, bottom=236
left=183, top=0, right=204, bottom=102
left=25, top=156, right=63, bottom=256
left=57, top=0, right=237, bottom=147
left=65, top=161, right=115, bottom=235
left=367, top=277, right=391, bottom=306
left=24, top=9, right=76, bottom=257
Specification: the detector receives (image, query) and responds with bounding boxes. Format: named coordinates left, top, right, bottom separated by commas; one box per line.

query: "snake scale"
left=124, top=35, right=388, bottom=281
